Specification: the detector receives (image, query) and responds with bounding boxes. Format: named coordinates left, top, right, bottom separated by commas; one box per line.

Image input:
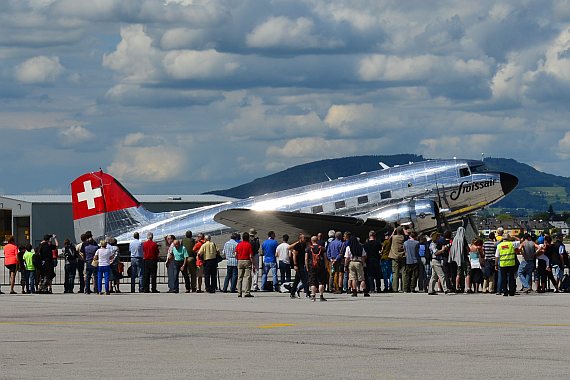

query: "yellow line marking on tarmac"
left=256, top=323, right=296, bottom=329
left=0, top=320, right=568, bottom=329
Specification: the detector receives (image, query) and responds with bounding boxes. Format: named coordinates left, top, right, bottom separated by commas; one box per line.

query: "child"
left=467, top=239, right=484, bottom=293
left=535, top=244, right=550, bottom=293
left=23, top=244, right=36, bottom=294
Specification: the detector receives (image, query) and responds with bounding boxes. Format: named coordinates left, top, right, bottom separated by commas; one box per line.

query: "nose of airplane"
left=500, top=172, right=518, bottom=195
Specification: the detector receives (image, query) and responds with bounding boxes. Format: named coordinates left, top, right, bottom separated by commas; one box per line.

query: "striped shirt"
left=222, top=239, right=238, bottom=267
left=483, top=240, right=497, bottom=261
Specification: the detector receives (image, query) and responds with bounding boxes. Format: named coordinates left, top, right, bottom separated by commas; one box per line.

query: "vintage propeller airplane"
left=71, top=158, right=518, bottom=243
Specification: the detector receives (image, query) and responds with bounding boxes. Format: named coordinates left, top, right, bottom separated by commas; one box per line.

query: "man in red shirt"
left=143, top=232, right=160, bottom=293
left=236, top=232, right=255, bottom=298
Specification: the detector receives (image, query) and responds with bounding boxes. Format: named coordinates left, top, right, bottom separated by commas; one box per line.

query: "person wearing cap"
left=380, top=230, right=393, bottom=292
left=496, top=227, right=505, bottom=242
left=248, top=228, right=261, bottom=292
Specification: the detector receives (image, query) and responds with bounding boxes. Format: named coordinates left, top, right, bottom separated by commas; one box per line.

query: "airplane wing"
left=214, top=209, right=388, bottom=239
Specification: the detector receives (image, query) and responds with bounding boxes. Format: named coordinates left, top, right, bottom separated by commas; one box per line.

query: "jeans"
left=130, top=257, right=144, bottom=292
left=85, top=260, right=98, bottom=293
left=418, top=257, right=429, bottom=291
left=24, top=270, right=35, bottom=294
left=167, top=261, right=179, bottom=292
left=223, top=266, right=238, bottom=292
left=76, top=260, right=85, bottom=293
left=279, top=261, right=291, bottom=284
left=261, top=262, right=278, bottom=291
left=291, top=265, right=309, bottom=296
left=143, top=259, right=158, bottom=292
left=500, top=266, right=516, bottom=296
left=64, top=262, right=77, bottom=292
left=367, top=257, right=382, bottom=292
left=204, top=259, right=218, bottom=292
left=518, top=260, right=534, bottom=289
left=98, top=265, right=111, bottom=293
left=380, top=259, right=392, bottom=290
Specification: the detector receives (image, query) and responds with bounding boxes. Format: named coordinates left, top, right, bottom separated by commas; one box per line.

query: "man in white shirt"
left=276, top=234, right=291, bottom=284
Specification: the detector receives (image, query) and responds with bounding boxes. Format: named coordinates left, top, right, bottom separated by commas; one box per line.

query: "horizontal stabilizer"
left=214, top=209, right=388, bottom=239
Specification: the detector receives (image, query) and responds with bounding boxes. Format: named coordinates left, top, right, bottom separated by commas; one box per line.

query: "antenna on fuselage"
left=324, top=172, right=332, bottom=181
left=379, top=162, right=390, bottom=170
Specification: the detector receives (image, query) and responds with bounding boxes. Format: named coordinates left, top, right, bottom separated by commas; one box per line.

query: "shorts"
left=308, top=268, right=327, bottom=287
left=349, top=261, right=365, bottom=282
left=469, top=268, right=483, bottom=284
left=551, top=265, right=563, bottom=280
left=456, top=261, right=468, bottom=277
left=333, top=260, right=344, bottom=273
left=5, top=264, right=17, bottom=273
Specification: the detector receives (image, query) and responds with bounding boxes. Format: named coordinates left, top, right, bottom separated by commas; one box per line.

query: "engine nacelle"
left=364, top=199, right=439, bottom=232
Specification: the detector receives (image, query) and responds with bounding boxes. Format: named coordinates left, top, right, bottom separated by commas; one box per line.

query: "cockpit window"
left=470, top=164, right=488, bottom=174
left=459, top=167, right=471, bottom=177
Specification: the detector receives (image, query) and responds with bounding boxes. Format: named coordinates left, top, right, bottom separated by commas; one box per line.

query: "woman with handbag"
left=108, top=238, right=122, bottom=293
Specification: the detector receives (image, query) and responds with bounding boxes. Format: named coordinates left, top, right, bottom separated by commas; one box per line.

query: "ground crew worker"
left=495, top=237, right=519, bottom=296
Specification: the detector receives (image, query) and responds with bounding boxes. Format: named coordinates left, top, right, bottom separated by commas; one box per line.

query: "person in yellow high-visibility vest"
left=494, top=237, right=520, bottom=296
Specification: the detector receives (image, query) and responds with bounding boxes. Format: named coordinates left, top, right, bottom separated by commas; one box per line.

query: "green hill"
left=206, top=155, right=570, bottom=212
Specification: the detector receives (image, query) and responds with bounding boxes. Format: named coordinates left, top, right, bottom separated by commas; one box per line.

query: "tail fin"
left=71, top=171, right=151, bottom=242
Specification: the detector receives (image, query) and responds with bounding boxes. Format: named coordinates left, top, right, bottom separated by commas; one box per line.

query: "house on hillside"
left=550, top=221, right=570, bottom=236
left=518, top=220, right=552, bottom=236
left=476, top=217, right=523, bottom=237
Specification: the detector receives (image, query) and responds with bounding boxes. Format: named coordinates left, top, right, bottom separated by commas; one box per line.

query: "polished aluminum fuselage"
left=112, top=159, right=508, bottom=242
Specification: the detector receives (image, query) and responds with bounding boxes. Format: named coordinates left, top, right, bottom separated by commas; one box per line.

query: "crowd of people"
left=1, top=226, right=568, bottom=298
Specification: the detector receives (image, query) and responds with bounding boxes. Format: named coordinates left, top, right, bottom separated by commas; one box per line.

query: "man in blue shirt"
left=261, top=231, right=279, bottom=291
left=326, top=231, right=343, bottom=293
left=129, top=232, right=144, bottom=293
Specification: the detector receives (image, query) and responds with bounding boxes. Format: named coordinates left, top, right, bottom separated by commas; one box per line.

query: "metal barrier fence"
left=0, top=252, right=230, bottom=288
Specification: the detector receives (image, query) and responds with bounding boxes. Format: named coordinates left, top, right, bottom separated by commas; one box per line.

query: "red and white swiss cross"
left=70, top=171, right=139, bottom=220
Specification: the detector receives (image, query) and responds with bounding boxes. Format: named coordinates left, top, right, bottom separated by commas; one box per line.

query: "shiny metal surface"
left=99, top=159, right=516, bottom=243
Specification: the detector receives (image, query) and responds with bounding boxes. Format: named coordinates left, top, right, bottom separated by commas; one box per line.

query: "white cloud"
left=58, top=125, right=95, bottom=146
left=558, top=131, right=570, bottom=159
left=15, top=56, right=64, bottom=84
left=246, top=16, right=341, bottom=49
left=107, top=147, right=186, bottom=183
left=102, top=24, right=159, bottom=82
left=163, top=49, right=239, bottom=79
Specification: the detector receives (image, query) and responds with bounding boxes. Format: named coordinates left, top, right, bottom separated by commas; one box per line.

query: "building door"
left=0, top=209, right=12, bottom=243
left=14, top=217, right=30, bottom=244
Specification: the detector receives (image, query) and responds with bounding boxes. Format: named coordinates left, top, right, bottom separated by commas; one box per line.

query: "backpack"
left=351, top=241, right=363, bottom=257
left=311, top=245, right=324, bottom=269
left=418, top=244, right=426, bottom=257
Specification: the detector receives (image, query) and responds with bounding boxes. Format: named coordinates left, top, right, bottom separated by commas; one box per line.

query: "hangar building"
left=0, top=194, right=235, bottom=246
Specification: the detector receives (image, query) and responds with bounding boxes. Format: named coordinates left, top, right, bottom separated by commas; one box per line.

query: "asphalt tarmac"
left=0, top=288, right=568, bottom=379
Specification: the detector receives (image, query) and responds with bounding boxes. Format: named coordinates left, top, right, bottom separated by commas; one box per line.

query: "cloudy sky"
left=2, top=0, right=570, bottom=195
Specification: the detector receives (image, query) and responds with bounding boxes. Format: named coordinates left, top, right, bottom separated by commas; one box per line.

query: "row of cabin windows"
left=310, top=191, right=392, bottom=214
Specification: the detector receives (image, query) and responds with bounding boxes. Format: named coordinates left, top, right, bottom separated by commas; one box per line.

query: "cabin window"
left=459, top=167, right=471, bottom=177
left=311, top=205, right=324, bottom=214
left=334, top=200, right=346, bottom=209
left=380, top=191, right=391, bottom=200
left=357, top=196, right=368, bottom=205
